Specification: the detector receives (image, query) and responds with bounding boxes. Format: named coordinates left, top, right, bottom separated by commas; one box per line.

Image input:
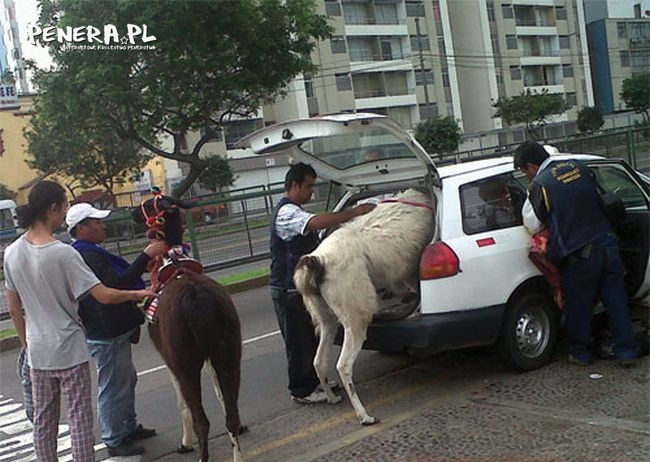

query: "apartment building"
left=585, top=0, right=650, bottom=114
left=243, top=0, right=594, bottom=149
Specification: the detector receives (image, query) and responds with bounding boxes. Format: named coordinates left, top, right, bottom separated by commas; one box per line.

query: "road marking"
left=137, top=330, right=281, bottom=377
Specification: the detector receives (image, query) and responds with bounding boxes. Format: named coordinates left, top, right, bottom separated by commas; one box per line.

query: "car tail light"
left=419, top=242, right=460, bottom=280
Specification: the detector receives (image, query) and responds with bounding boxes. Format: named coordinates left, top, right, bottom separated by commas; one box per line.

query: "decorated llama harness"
left=140, top=191, right=203, bottom=323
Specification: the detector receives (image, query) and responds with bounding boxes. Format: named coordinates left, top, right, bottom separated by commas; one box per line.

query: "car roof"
left=437, top=153, right=604, bottom=180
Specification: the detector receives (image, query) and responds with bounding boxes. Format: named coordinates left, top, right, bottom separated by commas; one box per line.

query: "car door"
left=588, top=159, right=650, bottom=306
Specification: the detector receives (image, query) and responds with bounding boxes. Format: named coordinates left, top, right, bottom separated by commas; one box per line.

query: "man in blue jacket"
left=66, top=203, right=166, bottom=457
left=515, top=141, right=638, bottom=367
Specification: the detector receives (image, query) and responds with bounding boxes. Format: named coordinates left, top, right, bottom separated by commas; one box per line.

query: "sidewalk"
left=156, top=351, right=649, bottom=462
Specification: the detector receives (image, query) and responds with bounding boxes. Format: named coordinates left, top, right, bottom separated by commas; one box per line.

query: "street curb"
left=0, top=276, right=270, bottom=354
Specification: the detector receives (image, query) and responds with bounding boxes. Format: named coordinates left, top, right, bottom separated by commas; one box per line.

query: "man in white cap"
left=66, top=203, right=165, bottom=457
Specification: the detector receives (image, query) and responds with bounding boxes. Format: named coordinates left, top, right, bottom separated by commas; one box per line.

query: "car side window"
left=461, top=173, right=525, bottom=235
left=589, top=164, right=649, bottom=211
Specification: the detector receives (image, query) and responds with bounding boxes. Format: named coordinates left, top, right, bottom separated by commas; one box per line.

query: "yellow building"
left=0, top=92, right=167, bottom=206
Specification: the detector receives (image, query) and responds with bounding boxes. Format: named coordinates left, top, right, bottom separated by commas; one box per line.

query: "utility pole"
left=415, top=17, right=431, bottom=118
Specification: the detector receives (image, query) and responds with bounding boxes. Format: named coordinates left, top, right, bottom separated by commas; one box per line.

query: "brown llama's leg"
left=174, top=368, right=210, bottom=462
left=208, top=354, right=243, bottom=462
left=168, top=371, right=194, bottom=453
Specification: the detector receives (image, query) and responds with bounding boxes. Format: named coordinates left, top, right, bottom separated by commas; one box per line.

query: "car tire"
left=498, top=291, right=559, bottom=371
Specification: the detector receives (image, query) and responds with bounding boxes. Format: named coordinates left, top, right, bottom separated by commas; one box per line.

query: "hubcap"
left=515, top=307, right=550, bottom=358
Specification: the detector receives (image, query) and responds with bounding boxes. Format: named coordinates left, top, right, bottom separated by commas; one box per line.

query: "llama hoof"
left=360, top=416, right=379, bottom=426
left=239, top=424, right=249, bottom=435
left=176, top=444, right=194, bottom=454
left=327, top=394, right=343, bottom=404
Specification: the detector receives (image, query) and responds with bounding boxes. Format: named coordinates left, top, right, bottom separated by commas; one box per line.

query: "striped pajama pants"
left=30, top=362, right=95, bottom=462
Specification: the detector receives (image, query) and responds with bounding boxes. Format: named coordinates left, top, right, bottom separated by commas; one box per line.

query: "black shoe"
left=128, top=424, right=156, bottom=441
left=567, top=354, right=592, bottom=366
left=107, top=441, right=145, bottom=457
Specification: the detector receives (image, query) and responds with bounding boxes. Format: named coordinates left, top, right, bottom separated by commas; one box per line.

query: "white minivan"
left=0, top=199, right=19, bottom=238
left=238, top=113, right=650, bottom=371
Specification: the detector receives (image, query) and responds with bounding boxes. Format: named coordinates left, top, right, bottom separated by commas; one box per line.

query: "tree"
left=414, top=116, right=463, bottom=159
left=29, top=0, right=332, bottom=197
left=576, top=106, right=604, bottom=134
left=198, top=156, right=236, bottom=192
left=0, top=183, right=15, bottom=200
left=492, top=89, right=569, bottom=140
left=620, top=73, right=650, bottom=121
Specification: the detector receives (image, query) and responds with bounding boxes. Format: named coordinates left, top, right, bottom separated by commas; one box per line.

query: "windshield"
left=299, top=128, right=417, bottom=170
left=0, top=208, right=15, bottom=230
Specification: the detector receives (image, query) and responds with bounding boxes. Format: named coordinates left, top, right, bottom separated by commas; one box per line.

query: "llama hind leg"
left=173, top=368, right=210, bottom=461
left=168, top=371, right=194, bottom=453
left=337, top=320, right=377, bottom=425
left=312, top=314, right=342, bottom=404
left=207, top=362, right=244, bottom=462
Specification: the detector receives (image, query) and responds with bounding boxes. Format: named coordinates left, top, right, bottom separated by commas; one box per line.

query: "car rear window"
left=460, top=174, right=526, bottom=234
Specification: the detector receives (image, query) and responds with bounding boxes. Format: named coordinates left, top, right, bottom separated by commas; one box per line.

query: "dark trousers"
left=561, top=234, right=639, bottom=362
left=271, top=289, right=319, bottom=398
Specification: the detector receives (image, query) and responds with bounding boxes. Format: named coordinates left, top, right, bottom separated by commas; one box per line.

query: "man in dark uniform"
left=270, top=163, right=375, bottom=403
left=515, top=141, right=639, bottom=367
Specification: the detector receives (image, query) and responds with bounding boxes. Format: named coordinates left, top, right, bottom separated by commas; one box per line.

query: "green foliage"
left=198, top=155, right=236, bottom=192
left=0, top=183, right=15, bottom=200
left=414, top=116, right=463, bottom=158
left=30, top=0, right=332, bottom=197
left=620, top=73, right=650, bottom=121
left=576, top=106, right=604, bottom=134
left=0, top=70, right=14, bottom=85
left=492, top=89, right=569, bottom=140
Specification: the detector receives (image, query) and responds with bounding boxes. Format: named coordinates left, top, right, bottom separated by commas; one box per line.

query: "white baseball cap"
left=66, top=203, right=111, bottom=231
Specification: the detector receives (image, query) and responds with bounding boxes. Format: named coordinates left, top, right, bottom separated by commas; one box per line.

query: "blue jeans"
left=88, top=331, right=139, bottom=447
left=271, top=289, right=320, bottom=398
left=561, top=234, right=639, bottom=362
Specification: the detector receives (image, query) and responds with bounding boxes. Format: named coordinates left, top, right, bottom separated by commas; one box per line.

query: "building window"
left=496, top=68, right=504, bottom=85
left=437, top=37, right=446, bottom=55
left=335, top=73, right=352, bottom=91
left=562, top=64, right=574, bottom=78
left=224, top=119, right=262, bottom=149
left=559, top=36, right=570, bottom=49
left=331, top=36, right=347, bottom=54
left=491, top=33, right=500, bottom=54
left=565, top=92, right=577, bottom=106
left=506, top=35, right=518, bottom=49
left=442, top=68, right=450, bottom=87
left=502, top=4, right=514, bottom=19
left=200, top=124, right=222, bottom=142
left=406, top=1, right=425, bottom=17
left=410, top=35, right=430, bottom=51
left=634, top=3, right=642, bottom=18
left=419, top=103, right=439, bottom=120
left=415, top=69, right=434, bottom=85
left=304, top=73, right=314, bottom=98
left=510, top=65, right=521, bottom=80
left=555, top=6, right=567, bottom=20
left=617, top=22, right=627, bottom=39
left=325, top=0, right=341, bottom=16
left=620, top=51, right=630, bottom=67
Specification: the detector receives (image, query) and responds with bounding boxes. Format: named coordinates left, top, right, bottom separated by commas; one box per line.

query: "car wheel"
left=498, top=291, right=559, bottom=371
left=203, top=212, right=216, bottom=224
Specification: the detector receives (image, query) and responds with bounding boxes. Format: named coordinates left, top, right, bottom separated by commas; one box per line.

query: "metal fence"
left=0, top=126, right=647, bottom=320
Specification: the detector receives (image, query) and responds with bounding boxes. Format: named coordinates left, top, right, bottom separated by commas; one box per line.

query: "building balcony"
left=523, top=83, right=564, bottom=94
left=345, top=23, right=409, bottom=37
left=350, top=58, right=413, bottom=74
left=520, top=55, right=561, bottom=66
left=516, top=26, right=558, bottom=36
left=354, top=93, right=418, bottom=110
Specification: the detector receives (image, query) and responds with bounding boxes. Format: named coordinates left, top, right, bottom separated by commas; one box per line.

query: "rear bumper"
left=337, top=305, right=505, bottom=357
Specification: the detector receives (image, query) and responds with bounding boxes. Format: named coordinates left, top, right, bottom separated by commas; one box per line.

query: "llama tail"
left=174, top=275, right=240, bottom=359
left=294, top=255, right=325, bottom=296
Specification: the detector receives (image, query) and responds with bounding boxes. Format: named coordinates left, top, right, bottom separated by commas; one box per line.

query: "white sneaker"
left=291, top=390, right=328, bottom=404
